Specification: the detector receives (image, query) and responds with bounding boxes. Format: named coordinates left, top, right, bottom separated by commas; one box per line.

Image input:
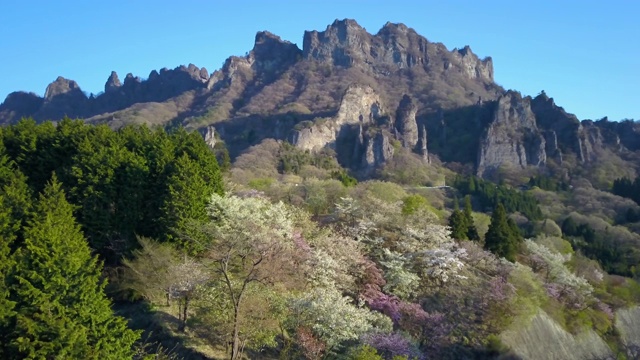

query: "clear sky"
left=0, top=1, right=638, bottom=121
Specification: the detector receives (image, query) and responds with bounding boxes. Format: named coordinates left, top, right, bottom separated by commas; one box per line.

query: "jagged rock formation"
left=501, top=310, right=613, bottom=360
left=105, top=71, right=121, bottom=93
left=289, top=85, right=382, bottom=151
left=0, top=92, right=43, bottom=125
left=395, top=94, right=419, bottom=149
left=530, top=93, right=609, bottom=163
left=38, top=76, right=89, bottom=119
left=419, top=124, right=429, bottom=163
left=0, top=19, right=636, bottom=180
left=1, top=64, right=212, bottom=124
left=476, top=91, right=546, bottom=177
left=303, top=20, right=493, bottom=83
left=361, top=129, right=394, bottom=175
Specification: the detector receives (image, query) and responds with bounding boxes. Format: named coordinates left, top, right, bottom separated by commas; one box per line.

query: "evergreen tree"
left=463, top=195, right=480, bottom=241
left=0, top=195, right=15, bottom=355
left=3, top=177, right=139, bottom=359
left=448, top=210, right=468, bottom=240
left=561, top=217, right=578, bottom=236
left=484, top=203, right=521, bottom=262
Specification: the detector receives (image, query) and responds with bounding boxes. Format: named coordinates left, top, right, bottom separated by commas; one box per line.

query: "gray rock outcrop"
left=303, top=19, right=493, bottom=82
left=419, top=124, right=429, bottom=163
left=104, top=71, right=121, bottom=93
left=361, top=130, right=394, bottom=176
left=476, top=91, right=546, bottom=177
left=531, top=92, right=607, bottom=163
left=289, top=85, right=382, bottom=151
left=395, top=94, right=419, bottom=149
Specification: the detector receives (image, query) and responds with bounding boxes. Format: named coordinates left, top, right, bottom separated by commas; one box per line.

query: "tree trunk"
left=178, top=297, right=189, bottom=332
left=231, top=303, right=241, bottom=360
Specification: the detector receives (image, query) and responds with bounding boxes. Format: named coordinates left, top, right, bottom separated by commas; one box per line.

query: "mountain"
left=1, top=19, right=638, bottom=182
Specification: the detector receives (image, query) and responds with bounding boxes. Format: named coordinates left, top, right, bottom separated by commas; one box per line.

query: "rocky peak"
left=44, top=76, right=83, bottom=101
left=452, top=46, right=493, bottom=81
left=0, top=92, right=44, bottom=125
left=302, top=18, right=494, bottom=84
left=531, top=92, right=589, bottom=162
left=252, top=31, right=302, bottom=73
left=303, top=18, right=369, bottom=67
left=104, top=71, right=121, bottom=93
left=123, top=73, right=141, bottom=86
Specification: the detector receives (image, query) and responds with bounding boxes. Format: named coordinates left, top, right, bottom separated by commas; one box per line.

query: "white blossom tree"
left=289, top=287, right=392, bottom=353
left=525, top=239, right=593, bottom=309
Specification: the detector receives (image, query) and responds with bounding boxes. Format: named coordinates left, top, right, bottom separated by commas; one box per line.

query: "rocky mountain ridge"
left=0, top=19, right=638, bottom=181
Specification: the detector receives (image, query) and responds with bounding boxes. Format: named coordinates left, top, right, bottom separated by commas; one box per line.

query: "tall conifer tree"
left=484, top=203, right=521, bottom=262
left=4, top=177, right=139, bottom=359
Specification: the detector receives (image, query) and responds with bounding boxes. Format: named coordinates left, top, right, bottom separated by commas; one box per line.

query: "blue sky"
left=0, top=1, right=637, bottom=121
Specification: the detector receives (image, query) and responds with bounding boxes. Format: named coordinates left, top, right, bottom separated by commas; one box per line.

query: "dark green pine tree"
left=162, top=153, right=220, bottom=252
left=463, top=195, right=480, bottom=241
left=484, top=203, right=521, bottom=262
left=3, top=177, right=139, bottom=359
left=0, top=194, right=16, bottom=351
left=449, top=209, right=468, bottom=240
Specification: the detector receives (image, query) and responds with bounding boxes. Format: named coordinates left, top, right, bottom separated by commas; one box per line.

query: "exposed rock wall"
left=303, top=19, right=493, bottom=83
left=476, top=91, right=546, bottom=177
left=531, top=93, right=608, bottom=163
left=361, top=130, right=394, bottom=176
left=501, top=310, right=613, bottom=360
left=289, top=85, right=381, bottom=151
left=395, top=94, right=419, bottom=149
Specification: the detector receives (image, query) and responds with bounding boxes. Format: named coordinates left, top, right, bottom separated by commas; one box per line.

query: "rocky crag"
left=0, top=19, right=637, bottom=179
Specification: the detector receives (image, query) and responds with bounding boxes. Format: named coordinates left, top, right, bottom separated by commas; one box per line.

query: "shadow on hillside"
left=114, top=301, right=213, bottom=360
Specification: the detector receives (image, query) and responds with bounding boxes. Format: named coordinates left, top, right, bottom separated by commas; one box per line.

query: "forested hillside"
left=1, top=18, right=640, bottom=360
left=2, top=119, right=639, bottom=359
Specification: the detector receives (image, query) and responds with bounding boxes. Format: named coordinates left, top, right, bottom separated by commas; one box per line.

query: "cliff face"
left=303, top=19, right=493, bottom=83
left=0, top=19, right=635, bottom=181
left=289, top=85, right=382, bottom=152
left=395, top=94, right=419, bottom=149
left=476, top=91, right=546, bottom=177
left=287, top=85, right=395, bottom=174
left=530, top=93, right=610, bottom=163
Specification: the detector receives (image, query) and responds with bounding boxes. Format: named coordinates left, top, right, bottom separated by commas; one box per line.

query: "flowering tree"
left=289, top=287, right=392, bottom=354
left=525, top=239, right=593, bottom=309
left=197, top=193, right=301, bottom=359
left=361, top=332, right=424, bottom=360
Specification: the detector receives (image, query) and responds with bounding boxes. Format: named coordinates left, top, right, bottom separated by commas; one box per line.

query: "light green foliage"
left=379, top=149, right=444, bottom=186
left=525, top=239, right=594, bottom=308
left=507, top=263, right=547, bottom=319
left=401, top=194, right=428, bottom=215
left=349, top=345, right=384, bottom=360
left=359, top=180, right=408, bottom=203
left=3, top=178, right=139, bottom=359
